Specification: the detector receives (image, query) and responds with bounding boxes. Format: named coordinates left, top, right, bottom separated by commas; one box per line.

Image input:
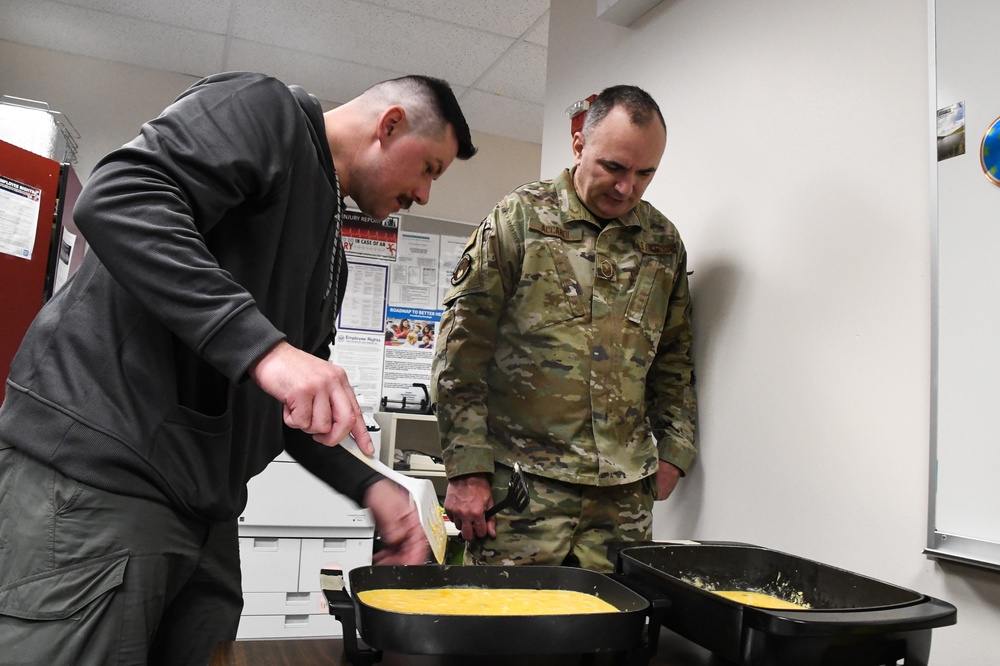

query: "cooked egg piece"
left=357, top=588, right=619, bottom=615
left=713, top=590, right=809, bottom=609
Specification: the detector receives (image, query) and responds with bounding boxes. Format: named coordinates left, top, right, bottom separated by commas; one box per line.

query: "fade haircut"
left=362, top=75, right=478, bottom=160
left=581, top=85, right=666, bottom=140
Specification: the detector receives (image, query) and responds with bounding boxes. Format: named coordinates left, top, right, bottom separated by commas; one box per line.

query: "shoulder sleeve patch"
left=451, top=253, right=473, bottom=285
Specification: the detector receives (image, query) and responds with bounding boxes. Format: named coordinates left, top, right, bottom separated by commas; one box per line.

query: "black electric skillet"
left=322, top=564, right=666, bottom=665
left=323, top=541, right=957, bottom=666
left=611, top=541, right=958, bottom=666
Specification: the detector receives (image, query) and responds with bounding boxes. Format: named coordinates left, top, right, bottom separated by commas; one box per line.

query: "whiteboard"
left=929, top=0, right=1000, bottom=571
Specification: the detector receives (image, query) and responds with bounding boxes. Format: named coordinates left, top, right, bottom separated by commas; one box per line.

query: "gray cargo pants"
left=0, top=444, right=243, bottom=665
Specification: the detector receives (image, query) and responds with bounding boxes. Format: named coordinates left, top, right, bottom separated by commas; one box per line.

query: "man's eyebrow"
left=599, top=158, right=657, bottom=174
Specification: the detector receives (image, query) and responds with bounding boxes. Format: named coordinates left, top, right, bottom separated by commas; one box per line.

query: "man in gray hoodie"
left=0, top=71, right=476, bottom=664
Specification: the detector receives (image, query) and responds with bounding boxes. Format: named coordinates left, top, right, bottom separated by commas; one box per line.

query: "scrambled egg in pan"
left=357, top=588, right=619, bottom=615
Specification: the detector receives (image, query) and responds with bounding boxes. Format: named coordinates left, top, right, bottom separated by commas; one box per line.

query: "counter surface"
left=209, top=629, right=721, bottom=666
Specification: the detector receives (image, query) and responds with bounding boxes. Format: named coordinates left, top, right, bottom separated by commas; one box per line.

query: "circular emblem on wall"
left=981, top=115, right=1000, bottom=186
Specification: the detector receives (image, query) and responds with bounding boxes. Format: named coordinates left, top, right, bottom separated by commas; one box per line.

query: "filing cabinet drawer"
left=298, top=537, right=373, bottom=592
left=235, top=612, right=342, bottom=640
left=241, top=591, right=326, bottom=616
left=238, top=537, right=301, bottom=592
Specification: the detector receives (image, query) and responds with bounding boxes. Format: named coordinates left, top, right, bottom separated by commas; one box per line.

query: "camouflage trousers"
left=464, top=463, right=655, bottom=572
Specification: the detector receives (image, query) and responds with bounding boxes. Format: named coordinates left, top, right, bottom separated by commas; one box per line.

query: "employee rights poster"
left=331, top=260, right=389, bottom=411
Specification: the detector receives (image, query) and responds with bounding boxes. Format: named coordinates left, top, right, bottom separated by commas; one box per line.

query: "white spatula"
left=340, top=435, right=446, bottom=564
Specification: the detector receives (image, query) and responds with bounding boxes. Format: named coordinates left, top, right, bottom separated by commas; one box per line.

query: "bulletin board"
left=329, top=211, right=475, bottom=414
left=928, top=0, right=1000, bottom=572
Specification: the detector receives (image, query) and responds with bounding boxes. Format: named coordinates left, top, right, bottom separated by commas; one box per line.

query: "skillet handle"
left=606, top=572, right=672, bottom=666
left=320, top=568, right=383, bottom=665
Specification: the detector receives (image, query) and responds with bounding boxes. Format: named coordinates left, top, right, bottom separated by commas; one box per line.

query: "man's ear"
left=571, top=131, right=586, bottom=163
left=378, top=106, right=406, bottom=143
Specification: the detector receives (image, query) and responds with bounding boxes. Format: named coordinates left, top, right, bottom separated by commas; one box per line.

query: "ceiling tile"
left=0, top=0, right=224, bottom=75
left=523, top=9, right=549, bottom=46
left=0, top=0, right=549, bottom=145
left=360, top=0, right=550, bottom=39
left=57, top=0, right=232, bottom=34
left=474, top=40, right=547, bottom=103
left=225, top=41, right=493, bottom=142
left=230, top=0, right=514, bottom=86
left=459, top=88, right=543, bottom=144
left=224, top=38, right=402, bottom=106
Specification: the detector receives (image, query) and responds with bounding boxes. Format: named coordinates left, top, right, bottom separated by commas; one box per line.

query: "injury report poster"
left=342, top=209, right=400, bottom=261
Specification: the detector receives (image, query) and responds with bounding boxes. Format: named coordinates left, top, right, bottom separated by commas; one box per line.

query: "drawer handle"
left=285, top=592, right=311, bottom=605
left=252, top=537, right=279, bottom=551
left=323, top=539, right=347, bottom=551
left=284, top=614, right=310, bottom=628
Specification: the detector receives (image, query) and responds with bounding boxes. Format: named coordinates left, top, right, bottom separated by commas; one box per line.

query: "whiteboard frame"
left=926, top=0, right=1000, bottom=572
left=926, top=533, right=1000, bottom=572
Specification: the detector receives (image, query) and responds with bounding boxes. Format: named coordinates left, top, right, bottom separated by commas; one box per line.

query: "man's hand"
left=444, top=473, right=494, bottom=541
left=249, top=341, right=373, bottom=453
left=365, top=479, right=432, bottom=564
left=655, top=459, right=682, bottom=501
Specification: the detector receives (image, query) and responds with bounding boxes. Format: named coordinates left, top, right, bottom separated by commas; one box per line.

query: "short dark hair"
left=367, top=75, right=478, bottom=160
left=582, top=85, right=665, bottom=138
left=414, top=75, right=478, bottom=161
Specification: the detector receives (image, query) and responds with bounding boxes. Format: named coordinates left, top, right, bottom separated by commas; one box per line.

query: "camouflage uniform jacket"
left=432, top=168, right=697, bottom=486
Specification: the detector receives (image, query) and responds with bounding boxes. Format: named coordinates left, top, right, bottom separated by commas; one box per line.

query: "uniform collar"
left=560, top=167, right=642, bottom=230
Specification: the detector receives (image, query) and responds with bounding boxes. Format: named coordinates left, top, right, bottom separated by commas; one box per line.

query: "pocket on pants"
left=0, top=549, right=129, bottom=621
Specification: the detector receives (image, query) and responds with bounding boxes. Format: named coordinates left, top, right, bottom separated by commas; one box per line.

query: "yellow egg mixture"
left=713, top=590, right=809, bottom=609
left=357, top=587, right=619, bottom=615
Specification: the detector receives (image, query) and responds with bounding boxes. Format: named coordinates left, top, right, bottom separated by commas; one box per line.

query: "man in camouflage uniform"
left=431, top=85, right=697, bottom=572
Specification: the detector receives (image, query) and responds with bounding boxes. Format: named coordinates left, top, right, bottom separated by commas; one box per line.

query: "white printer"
left=236, top=414, right=381, bottom=639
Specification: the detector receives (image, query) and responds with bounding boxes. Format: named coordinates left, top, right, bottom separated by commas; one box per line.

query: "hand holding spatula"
left=485, top=462, right=529, bottom=519
left=340, top=434, right=447, bottom=564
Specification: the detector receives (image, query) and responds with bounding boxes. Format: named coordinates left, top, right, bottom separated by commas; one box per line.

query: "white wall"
left=0, top=40, right=197, bottom=180
left=0, top=39, right=540, bottom=226
left=543, top=0, right=1000, bottom=661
